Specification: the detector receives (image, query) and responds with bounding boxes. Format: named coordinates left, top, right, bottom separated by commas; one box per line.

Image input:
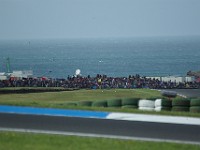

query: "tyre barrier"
left=138, top=107, right=155, bottom=111
left=190, top=99, right=200, bottom=113
left=122, top=98, right=139, bottom=106
left=107, top=99, right=122, bottom=107
left=77, top=101, right=92, bottom=107
left=65, top=102, right=77, bottom=106
left=172, top=106, right=189, bottom=112
left=172, top=98, right=190, bottom=107
left=190, top=99, right=200, bottom=106
left=155, top=99, right=172, bottom=107
left=122, top=105, right=138, bottom=109
left=138, top=99, right=155, bottom=108
left=190, top=106, right=200, bottom=113
left=138, top=99, right=155, bottom=111
left=148, top=97, right=161, bottom=101
left=161, top=90, right=177, bottom=98
left=155, top=106, right=171, bottom=112
left=92, top=100, right=107, bottom=107
left=63, top=97, right=200, bottom=113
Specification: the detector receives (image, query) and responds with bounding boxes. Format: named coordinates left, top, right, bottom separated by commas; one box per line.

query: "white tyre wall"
left=154, top=99, right=162, bottom=107
left=139, top=107, right=155, bottom=111
left=155, top=106, right=162, bottom=112
left=138, top=99, right=155, bottom=108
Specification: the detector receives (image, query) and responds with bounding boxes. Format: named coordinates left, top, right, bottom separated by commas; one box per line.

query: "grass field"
left=0, top=88, right=200, bottom=117
left=0, top=88, right=160, bottom=101
left=0, top=131, right=199, bottom=150
left=0, top=88, right=161, bottom=108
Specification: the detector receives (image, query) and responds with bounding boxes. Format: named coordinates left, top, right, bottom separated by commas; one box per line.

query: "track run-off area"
left=0, top=105, right=200, bottom=145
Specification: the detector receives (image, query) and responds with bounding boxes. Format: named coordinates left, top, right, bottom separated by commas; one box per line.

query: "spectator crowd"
left=0, top=74, right=200, bottom=89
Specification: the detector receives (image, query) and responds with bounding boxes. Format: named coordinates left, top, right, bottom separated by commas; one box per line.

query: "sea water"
left=0, top=36, right=200, bottom=78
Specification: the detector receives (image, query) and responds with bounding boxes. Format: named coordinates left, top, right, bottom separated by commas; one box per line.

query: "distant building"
left=146, top=77, right=161, bottom=81
left=146, top=76, right=195, bottom=83
left=0, top=72, right=7, bottom=80
left=0, top=70, right=33, bottom=80
left=185, top=76, right=195, bottom=82
left=161, top=76, right=184, bottom=83
left=10, top=70, right=33, bottom=78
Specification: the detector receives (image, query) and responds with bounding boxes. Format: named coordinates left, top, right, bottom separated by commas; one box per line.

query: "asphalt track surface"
left=164, top=89, right=200, bottom=98
left=0, top=113, right=200, bottom=144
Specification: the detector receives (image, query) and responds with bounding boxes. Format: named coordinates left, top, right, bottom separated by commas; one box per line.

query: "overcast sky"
left=0, top=0, right=200, bottom=39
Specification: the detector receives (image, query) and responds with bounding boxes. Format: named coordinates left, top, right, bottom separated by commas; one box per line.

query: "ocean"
left=0, top=36, right=200, bottom=78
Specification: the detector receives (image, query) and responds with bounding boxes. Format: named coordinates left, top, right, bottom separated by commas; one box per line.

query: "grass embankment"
left=0, top=88, right=200, bottom=117
left=0, top=132, right=199, bottom=150
left=0, top=88, right=159, bottom=106
left=0, top=87, right=77, bottom=94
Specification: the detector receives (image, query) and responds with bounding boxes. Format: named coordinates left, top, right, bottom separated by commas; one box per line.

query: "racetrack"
left=0, top=113, right=200, bottom=145
left=163, top=89, right=200, bottom=98
left=0, top=89, right=200, bottom=145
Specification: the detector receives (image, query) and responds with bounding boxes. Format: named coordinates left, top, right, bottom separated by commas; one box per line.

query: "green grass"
left=0, top=88, right=159, bottom=104
left=0, top=131, right=199, bottom=150
left=0, top=88, right=200, bottom=117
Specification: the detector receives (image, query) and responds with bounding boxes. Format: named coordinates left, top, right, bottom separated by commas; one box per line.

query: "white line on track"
left=0, top=127, right=199, bottom=145
left=107, top=113, right=200, bottom=125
